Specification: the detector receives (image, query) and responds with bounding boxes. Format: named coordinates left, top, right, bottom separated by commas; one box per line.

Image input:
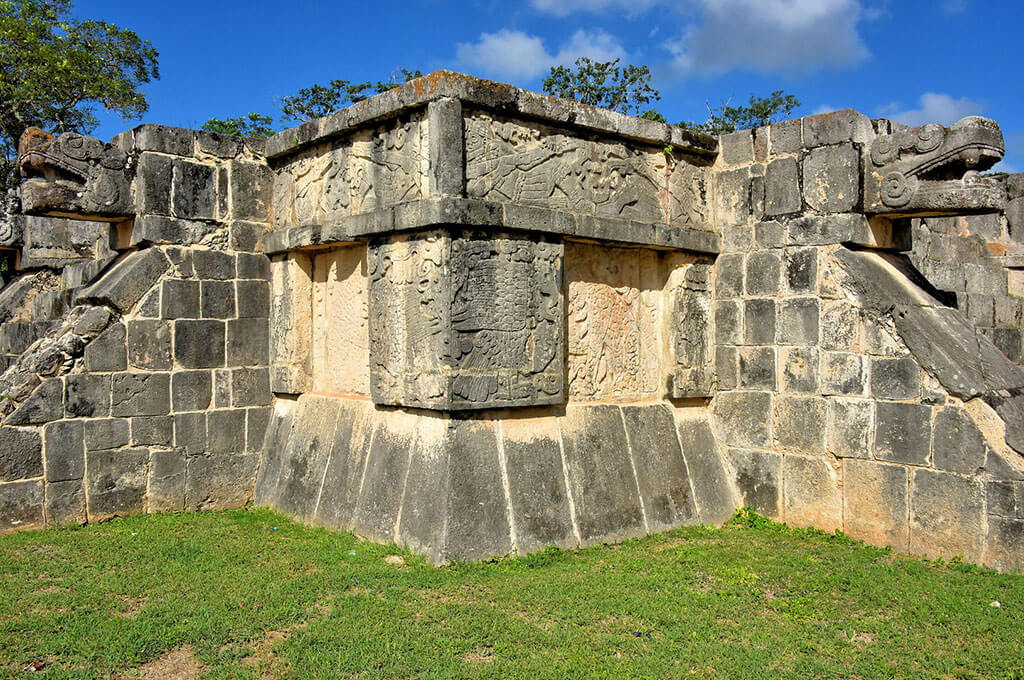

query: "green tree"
left=201, top=113, right=276, bottom=138
left=682, top=91, right=801, bottom=135
left=0, top=0, right=159, bottom=188
left=542, top=57, right=660, bottom=118
left=278, top=69, right=423, bottom=125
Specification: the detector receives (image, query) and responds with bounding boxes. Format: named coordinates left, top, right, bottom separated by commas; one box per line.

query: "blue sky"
left=79, top=0, right=1023, bottom=171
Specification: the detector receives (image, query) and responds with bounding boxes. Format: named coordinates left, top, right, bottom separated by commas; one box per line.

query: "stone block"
left=208, top=409, right=247, bottom=454
left=136, top=152, right=173, bottom=215
left=755, top=220, right=784, bottom=248
left=931, top=407, right=987, bottom=475
left=716, top=167, right=750, bottom=229
left=720, top=130, right=754, bottom=165
left=714, top=391, right=771, bottom=448
left=193, top=250, right=235, bottom=280
left=445, top=418, right=513, bottom=561
left=43, top=419, right=84, bottom=482
left=843, top=460, right=908, bottom=551
left=715, top=300, right=742, bottom=345
left=134, top=125, right=193, bottom=156
left=622, top=404, right=696, bottom=531
left=869, top=357, right=920, bottom=400
left=802, top=144, right=859, bottom=213
left=802, top=109, right=872, bottom=148
left=6, top=378, right=63, bottom=425
left=502, top=415, right=576, bottom=553
left=63, top=374, right=109, bottom=419
left=988, top=328, right=1023, bottom=364
left=229, top=221, right=265, bottom=252
left=769, top=118, right=801, bottom=155
left=715, top=346, right=739, bottom=391
left=171, top=370, right=212, bottom=412
left=313, top=400, right=375, bottom=530
left=874, top=401, right=932, bottom=466
left=231, top=367, right=271, bottom=407
left=130, top=416, right=172, bottom=447
left=126, top=320, right=172, bottom=370
left=173, top=411, right=206, bottom=455
left=352, top=408, right=416, bottom=543
left=197, top=130, right=242, bottom=157
left=184, top=452, right=257, bottom=510
left=237, top=253, right=271, bottom=280
left=787, top=213, right=866, bottom=245
left=246, top=407, right=272, bottom=452
left=174, top=320, right=225, bottom=368
left=773, top=394, right=826, bottom=453
left=160, top=279, right=200, bottom=319
left=826, top=398, right=872, bottom=459
left=725, top=448, right=780, bottom=517
left=0, top=427, right=42, bottom=481
left=84, top=418, right=129, bottom=451
left=764, top=157, right=801, bottom=216
left=776, top=297, right=819, bottom=345
left=559, top=405, right=645, bottom=545
left=230, top=161, right=272, bottom=221
left=0, top=479, right=44, bottom=531
left=820, top=302, right=858, bottom=351
left=78, top=248, right=169, bottom=313
left=986, top=480, right=1017, bottom=517
left=785, top=247, right=817, bottom=294
left=673, top=410, right=735, bottom=524
left=227, top=318, right=269, bottom=366
left=739, top=346, right=776, bottom=390
left=131, top=215, right=220, bottom=246
left=781, top=346, right=818, bottom=393
left=111, top=372, right=170, bottom=417
left=743, top=298, right=776, bottom=345
left=235, top=280, right=270, bottom=318
left=392, top=415, right=448, bottom=563
left=910, top=468, right=984, bottom=561
left=84, top=322, right=127, bottom=372
left=201, top=280, right=236, bottom=319
left=744, top=250, right=781, bottom=295
left=985, top=517, right=1024, bottom=573
left=214, top=369, right=231, bottom=408
left=85, top=448, right=148, bottom=521
left=428, top=97, right=465, bottom=197
left=44, top=479, right=85, bottom=526
left=171, top=159, right=216, bottom=220
left=783, top=455, right=842, bottom=531
left=714, top=253, right=744, bottom=298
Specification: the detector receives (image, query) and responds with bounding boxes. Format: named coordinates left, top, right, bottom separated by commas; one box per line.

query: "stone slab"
left=622, top=404, right=696, bottom=531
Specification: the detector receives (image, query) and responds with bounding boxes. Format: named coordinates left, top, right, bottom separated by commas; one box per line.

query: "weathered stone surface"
left=6, top=377, right=63, bottom=425
left=802, top=109, right=872, bottom=148
left=559, top=405, right=644, bottom=545
left=802, top=144, right=859, bottom=213
left=111, top=372, right=170, bottom=417
left=715, top=253, right=744, bottom=298
left=821, top=352, right=864, bottom=396
left=84, top=322, right=127, bottom=372
left=230, top=161, right=272, bottom=221
left=184, top=453, right=256, bottom=510
left=175, top=320, right=225, bottom=368
left=874, top=401, right=932, bottom=465
left=673, top=410, right=735, bottom=524
left=910, top=469, right=985, bottom=561
left=78, top=248, right=169, bottom=313
left=43, top=419, right=84, bottom=482
left=826, top=398, right=872, bottom=459
left=787, top=214, right=867, bottom=245
left=743, top=298, right=776, bottom=345
left=0, top=427, right=43, bottom=481
left=207, top=409, right=247, bottom=454
left=985, top=517, right=1024, bottom=572
left=85, top=448, right=148, bottom=521
left=773, top=395, right=826, bottom=453
left=715, top=300, right=742, bottom=345
left=745, top=250, right=781, bottom=295
left=739, top=346, right=776, bottom=390
left=725, top=448, right=780, bottom=517
left=0, top=479, right=44, bottom=531
left=352, top=408, right=416, bottom=543
left=843, top=459, right=908, bottom=550
left=622, top=404, right=696, bottom=531
left=127, top=320, right=172, bottom=370
left=171, top=370, right=212, bottom=412
left=311, top=399, right=375, bottom=530
left=502, top=415, right=576, bottom=553
left=64, top=374, right=110, bottom=418
left=131, top=415, right=172, bottom=447
left=714, top=391, right=771, bottom=448
left=783, top=455, right=842, bottom=531
left=227, top=318, right=269, bottom=366
left=246, top=407, right=271, bottom=452
left=931, top=407, right=987, bottom=474
left=44, top=479, right=85, bottom=525
left=777, top=297, right=819, bottom=345
left=236, top=280, right=270, bottom=318
left=870, top=357, right=920, bottom=400
left=781, top=347, right=818, bottom=393
left=785, top=247, right=817, bottom=294
left=84, top=418, right=130, bottom=451
left=200, top=280, right=236, bottom=319
left=765, top=157, right=801, bottom=216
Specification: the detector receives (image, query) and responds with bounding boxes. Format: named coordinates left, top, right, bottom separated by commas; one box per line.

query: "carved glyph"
left=465, top=111, right=707, bottom=226
left=368, top=229, right=564, bottom=410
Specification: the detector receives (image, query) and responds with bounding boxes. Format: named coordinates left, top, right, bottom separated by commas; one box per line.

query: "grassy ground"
left=1, top=509, right=1022, bottom=680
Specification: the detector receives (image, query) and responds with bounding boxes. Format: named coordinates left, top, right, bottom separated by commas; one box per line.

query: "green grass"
left=2, top=508, right=1023, bottom=680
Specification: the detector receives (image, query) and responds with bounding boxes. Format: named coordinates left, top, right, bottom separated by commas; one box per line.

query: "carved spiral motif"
left=881, top=171, right=913, bottom=207
left=871, top=134, right=900, bottom=166
left=914, top=123, right=945, bottom=153
left=58, top=133, right=92, bottom=161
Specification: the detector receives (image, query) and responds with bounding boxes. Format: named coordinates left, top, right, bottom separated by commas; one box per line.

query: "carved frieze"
left=274, top=115, right=425, bottom=228
left=465, top=111, right=707, bottom=226
left=368, top=229, right=564, bottom=410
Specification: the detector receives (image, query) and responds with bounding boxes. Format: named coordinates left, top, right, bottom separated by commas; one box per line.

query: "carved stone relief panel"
left=273, top=114, right=426, bottom=229
left=667, top=257, right=713, bottom=397
left=311, top=246, right=370, bottom=396
left=464, top=110, right=708, bottom=226
left=368, top=229, right=564, bottom=410
left=565, top=242, right=664, bottom=402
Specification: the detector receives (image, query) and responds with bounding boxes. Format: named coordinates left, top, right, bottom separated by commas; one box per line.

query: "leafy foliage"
left=201, top=113, right=276, bottom=138
left=278, top=68, right=423, bottom=124
left=542, top=57, right=661, bottom=117
left=682, top=90, right=801, bottom=135
left=0, top=0, right=159, bottom=188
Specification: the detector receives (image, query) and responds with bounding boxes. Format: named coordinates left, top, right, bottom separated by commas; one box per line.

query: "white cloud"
left=883, top=93, right=986, bottom=126
left=530, top=0, right=662, bottom=16
left=666, top=0, right=870, bottom=76
left=813, top=104, right=839, bottom=115
left=456, top=29, right=626, bottom=81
